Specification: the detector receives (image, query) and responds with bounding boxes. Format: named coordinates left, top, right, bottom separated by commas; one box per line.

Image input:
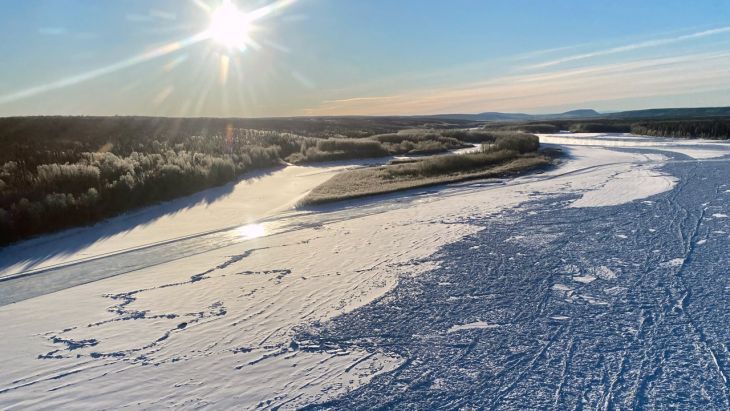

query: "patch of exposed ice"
left=712, top=213, right=728, bottom=218
left=506, top=233, right=559, bottom=246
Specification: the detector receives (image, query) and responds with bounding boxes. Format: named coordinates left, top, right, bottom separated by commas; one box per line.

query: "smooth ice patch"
left=661, top=258, right=685, bottom=268
left=568, top=164, right=676, bottom=209
left=552, top=283, right=572, bottom=292
left=573, top=275, right=596, bottom=284
left=447, top=321, right=499, bottom=333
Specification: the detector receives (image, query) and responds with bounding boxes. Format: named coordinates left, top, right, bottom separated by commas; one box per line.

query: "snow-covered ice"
left=447, top=321, right=500, bottom=333
left=2, top=132, right=730, bottom=409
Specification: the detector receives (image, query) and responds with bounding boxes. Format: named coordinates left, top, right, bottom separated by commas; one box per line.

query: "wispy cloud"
left=126, top=9, right=177, bottom=22
left=303, top=51, right=730, bottom=116
left=527, top=26, right=730, bottom=69
left=323, top=95, right=402, bottom=104
left=512, top=44, right=585, bottom=61
left=0, top=33, right=208, bottom=105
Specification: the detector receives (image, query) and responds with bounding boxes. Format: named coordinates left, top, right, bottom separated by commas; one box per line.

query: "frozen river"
left=2, top=133, right=730, bottom=409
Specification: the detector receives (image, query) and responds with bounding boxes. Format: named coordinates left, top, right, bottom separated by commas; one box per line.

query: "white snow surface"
left=0, top=162, right=366, bottom=278
left=538, top=132, right=730, bottom=159
left=0, top=133, right=727, bottom=409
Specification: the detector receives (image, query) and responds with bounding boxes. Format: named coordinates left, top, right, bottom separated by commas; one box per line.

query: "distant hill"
left=560, top=109, right=601, bottom=118
left=429, top=109, right=600, bottom=122
left=605, top=106, right=730, bottom=120
left=430, top=107, right=730, bottom=122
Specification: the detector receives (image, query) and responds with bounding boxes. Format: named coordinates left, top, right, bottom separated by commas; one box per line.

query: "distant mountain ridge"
left=426, top=110, right=600, bottom=122
left=429, top=106, right=730, bottom=122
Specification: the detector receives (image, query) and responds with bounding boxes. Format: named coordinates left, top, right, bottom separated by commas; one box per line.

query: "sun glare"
left=236, top=223, right=267, bottom=240
left=208, top=1, right=252, bottom=50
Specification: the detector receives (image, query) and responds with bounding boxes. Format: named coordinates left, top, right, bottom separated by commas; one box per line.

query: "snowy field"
left=2, top=133, right=730, bottom=409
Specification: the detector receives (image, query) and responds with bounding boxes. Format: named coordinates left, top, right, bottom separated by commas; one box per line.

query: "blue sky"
left=1, top=0, right=730, bottom=116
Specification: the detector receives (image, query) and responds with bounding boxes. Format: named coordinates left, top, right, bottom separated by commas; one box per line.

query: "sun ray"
left=0, top=0, right=298, bottom=105
left=0, top=32, right=208, bottom=104
left=219, top=54, right=230, bottom=84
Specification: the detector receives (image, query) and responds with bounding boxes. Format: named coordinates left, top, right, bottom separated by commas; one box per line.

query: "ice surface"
left=447, top=321, right=500, bottom=333
left=0, top=162, right=372, bottom=278
left=2, top=132, right=730, bottom=408
left=538, top=132, right=730, bottom=159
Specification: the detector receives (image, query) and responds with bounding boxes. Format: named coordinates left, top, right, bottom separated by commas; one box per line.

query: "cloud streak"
left=0, top=33, right=208, bottom=105
left=527, top=26, right=730, bottom=69
left=303, top=51, right=730, bottom=116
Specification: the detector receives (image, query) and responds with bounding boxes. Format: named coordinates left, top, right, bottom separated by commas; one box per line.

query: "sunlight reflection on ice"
left=236, top=223, right=267, bottom=239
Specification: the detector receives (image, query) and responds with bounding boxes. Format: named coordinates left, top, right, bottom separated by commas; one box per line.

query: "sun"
left=207, top=1, right=252, bottom=50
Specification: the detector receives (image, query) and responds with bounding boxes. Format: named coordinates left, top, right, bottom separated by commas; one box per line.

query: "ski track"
left=1, top=133, right=730, bottom=409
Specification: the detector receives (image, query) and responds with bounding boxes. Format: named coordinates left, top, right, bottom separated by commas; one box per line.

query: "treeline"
left=412, top=133, right=540, bottom=177
left=18, top=111, right=727, bottom=245
left=486, top=123, right=561, bottom=134
left=300, top=132, right=546, bottom=205
left=487, top=118, right=730, bottom=139
left=567, top=119, right=730, bottom=138
left=0, top=117, right=488, bottom=245
left=0, top=115, right=477, bottom=159
left=0, top=130, right=291, bottom=245
left=630, top=120, right=730, bottom=139
left=568, top=123, right=632, bottom=133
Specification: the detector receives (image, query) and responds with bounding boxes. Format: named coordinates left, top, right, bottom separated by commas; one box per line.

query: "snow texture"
left=2, top=132, right=730, bottom=409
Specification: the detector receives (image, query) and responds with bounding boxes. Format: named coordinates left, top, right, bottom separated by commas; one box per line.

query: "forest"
left=0, top=116, right=486, bottom=245
left=483, top=118, right=730, bottom=138
left=1, top=114, right=728, bottom=245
